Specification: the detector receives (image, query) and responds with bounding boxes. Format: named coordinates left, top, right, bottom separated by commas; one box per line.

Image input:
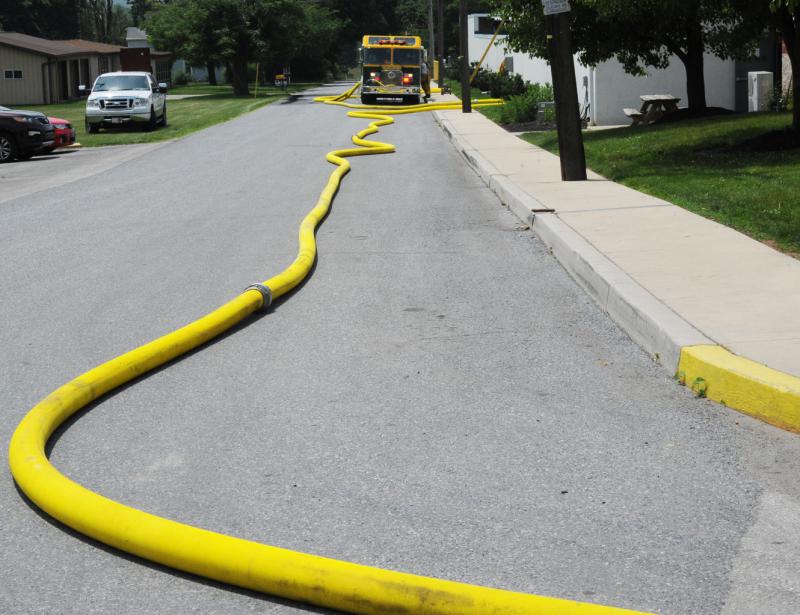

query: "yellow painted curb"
left=9, top=84, right=651, bottom=615
left=678, top=345, right=800, bottom=433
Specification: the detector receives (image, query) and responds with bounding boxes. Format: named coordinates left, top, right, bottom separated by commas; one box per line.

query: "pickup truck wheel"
left=145, top=107, right=157, bottom=132
left=0, top=132, right=18, bottom=163
left=86, top=120, right=99, bottom=134
left=159, top=103, right=167, bottom=127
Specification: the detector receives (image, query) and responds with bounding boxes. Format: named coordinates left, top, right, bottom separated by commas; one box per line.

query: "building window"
left=4, top=69, right=23, bottom=79
left=99, top=56, right=109, bottom=73
left=475, top=17, right=503, bottom=35
left=156, top=61, right=171, bottom=84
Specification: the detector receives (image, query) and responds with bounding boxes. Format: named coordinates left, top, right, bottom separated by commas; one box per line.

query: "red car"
left=47, top=116, right=76, bottom=149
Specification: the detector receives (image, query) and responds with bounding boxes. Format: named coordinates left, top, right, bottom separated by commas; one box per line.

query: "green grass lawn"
left=445, top=78, right=504, bottom=123
left=19, top=90, right=286, bottom=147
left=523, top=113, right=800, bottom=255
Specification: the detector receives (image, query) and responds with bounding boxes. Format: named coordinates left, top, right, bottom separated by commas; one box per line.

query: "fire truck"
left=360, top=35, right=425, bottom=105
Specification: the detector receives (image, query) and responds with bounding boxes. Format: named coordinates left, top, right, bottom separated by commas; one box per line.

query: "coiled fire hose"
left=8, top=83, right=650, bottom=615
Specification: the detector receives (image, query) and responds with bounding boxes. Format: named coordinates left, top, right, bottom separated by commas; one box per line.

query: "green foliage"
left=0, top=0, right=82, bottom=38
left=498, top=82, right=554, bottom=124
left=691, top=377, right=708, bottom=398
left=2, top=0, right=131, bottom=43
left=395, top=0, right=429, bottom=41
left=127, top=0, right=153, bottom=27
left=80, top=0, right=131, bottom=43
left=489, top=0, right=768, bottom=109
left=472, top=66, right=527, bottom=98
left=491, top=0, right=766, bottom=67
left=173, top=71, right=191, bottom=86
left=146, top=0, right=340, bottom=93
left=445, top=61, right=461, bottom=81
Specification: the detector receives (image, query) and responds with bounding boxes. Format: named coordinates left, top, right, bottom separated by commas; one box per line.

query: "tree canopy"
left=0, top=0, right=129, bottom=43
left=146, top=0, right=342, bottom=92
left=490, top=0, right=766, bottom=109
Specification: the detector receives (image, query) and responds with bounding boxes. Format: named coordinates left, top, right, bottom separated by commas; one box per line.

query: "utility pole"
left=437, top=0, right=445, bottom=89
left=428, top=0, right=435, bottom=67
left=459, top=0, right=471, bottom=112
left=543, top=1, right=586, bottom=180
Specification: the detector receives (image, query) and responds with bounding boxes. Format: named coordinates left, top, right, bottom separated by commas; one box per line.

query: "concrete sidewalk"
left=431, top=97, right=800, bottom=432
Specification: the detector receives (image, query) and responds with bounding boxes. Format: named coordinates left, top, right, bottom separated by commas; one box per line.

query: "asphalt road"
left=2, top=84, right=799, bottom=615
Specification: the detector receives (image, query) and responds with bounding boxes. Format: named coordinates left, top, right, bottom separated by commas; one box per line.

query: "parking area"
left=0, top=143, right=167, bottom=205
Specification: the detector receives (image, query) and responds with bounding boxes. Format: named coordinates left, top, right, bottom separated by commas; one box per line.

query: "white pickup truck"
left=81, top=71, right=167, bottom=133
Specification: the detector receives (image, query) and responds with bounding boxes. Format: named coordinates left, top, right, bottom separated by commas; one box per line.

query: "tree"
left=147, top=0, right=340, bottom=94
left=289, top=2, right=343, bottom=80
left=128, top=0, right=156, bottom=27
left=146, top=0, right=229, bottom=85
left=81, top=0, right=130, bottom=43
left=490, top=0, right=764, bottom=110
left=396, top=0, right=428, bottom=38
left=768, top=0, right=800, bottom=131
left=0, top=0, right=83, bottom=39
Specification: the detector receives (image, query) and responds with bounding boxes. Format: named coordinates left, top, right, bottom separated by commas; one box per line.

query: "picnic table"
left=623, top=94, right=681, bottom=126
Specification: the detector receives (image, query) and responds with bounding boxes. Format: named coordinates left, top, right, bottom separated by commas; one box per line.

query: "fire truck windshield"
left=393, top=49, right=420, bottom=65
left=363, top=48, right=392, bottom=65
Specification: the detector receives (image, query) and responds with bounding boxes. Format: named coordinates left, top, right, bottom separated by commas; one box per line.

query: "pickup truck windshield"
left=94, top=75, right=150, bottom=92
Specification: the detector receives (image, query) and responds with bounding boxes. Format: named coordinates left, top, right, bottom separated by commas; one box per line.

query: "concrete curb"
left=433, top=109, right=711, bottom=374
left=433, top=107, right=800, bottom=433
left=678, top=345, right=800, bottom=433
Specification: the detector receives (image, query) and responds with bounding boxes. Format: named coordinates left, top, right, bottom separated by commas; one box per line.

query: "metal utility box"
left=748, top=71, right=773, bottom=112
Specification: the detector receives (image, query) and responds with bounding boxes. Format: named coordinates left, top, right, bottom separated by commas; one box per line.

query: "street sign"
left=541, top=0, right=571, bottom=15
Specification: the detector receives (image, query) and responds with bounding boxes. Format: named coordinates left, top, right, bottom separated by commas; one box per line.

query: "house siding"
left=0, top=46, right=46, bottom=105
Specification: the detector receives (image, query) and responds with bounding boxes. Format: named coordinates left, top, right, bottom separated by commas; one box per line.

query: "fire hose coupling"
left=244, top=283, right=272, bottom=310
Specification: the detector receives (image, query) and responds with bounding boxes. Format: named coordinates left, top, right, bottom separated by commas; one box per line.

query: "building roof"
left=0, top=31, right=86, bottom=58
left=61, top=39, right=122, bottom=54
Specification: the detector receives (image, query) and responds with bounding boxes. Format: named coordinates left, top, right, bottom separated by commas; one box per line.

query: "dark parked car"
left=0, top=105, right=55, bottom=163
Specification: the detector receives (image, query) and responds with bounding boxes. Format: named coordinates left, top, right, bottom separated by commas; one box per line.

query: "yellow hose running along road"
left=8, top=84, right=650, bottom=615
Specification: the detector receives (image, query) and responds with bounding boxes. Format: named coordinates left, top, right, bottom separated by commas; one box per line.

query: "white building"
left=467, top=14, right=777, bottom=126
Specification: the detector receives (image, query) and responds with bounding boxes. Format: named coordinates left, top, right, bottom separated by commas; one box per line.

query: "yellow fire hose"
left=8, top=83, right=651, bottom=615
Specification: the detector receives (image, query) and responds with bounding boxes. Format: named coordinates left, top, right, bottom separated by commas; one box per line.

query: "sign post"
left=542, top=0, right=586, bottom=181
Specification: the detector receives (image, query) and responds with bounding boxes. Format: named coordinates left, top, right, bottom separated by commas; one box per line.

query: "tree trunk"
left=778, top=8, right=800, bottom=132
left=206, top=61, right=217, bottom=86
left=231, top=56, right=249, bottom=95
left=231, top=38, right=249, bottom=95
left=681, top=18, right=707, bottom=110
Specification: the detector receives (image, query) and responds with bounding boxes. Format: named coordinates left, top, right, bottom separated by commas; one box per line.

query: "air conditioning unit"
left=748, top=71, right=773, bottom=112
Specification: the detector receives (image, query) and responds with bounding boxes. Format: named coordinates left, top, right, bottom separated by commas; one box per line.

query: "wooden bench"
left=623, top=107, right=645, bottom=125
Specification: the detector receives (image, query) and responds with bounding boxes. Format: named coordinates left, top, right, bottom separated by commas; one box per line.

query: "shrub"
left=468, top=66, right=526, bottom=99
left=471, top=65, right=493, bottom=92
left=173, top=71, right=189, bottom=86
left=449, top=64, right=530, bottom=100
left=445, top=58, right=461, bottom=81
left=493, top=72, right=526, bottom=99
left=498, top=82, right=555, bottom=124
